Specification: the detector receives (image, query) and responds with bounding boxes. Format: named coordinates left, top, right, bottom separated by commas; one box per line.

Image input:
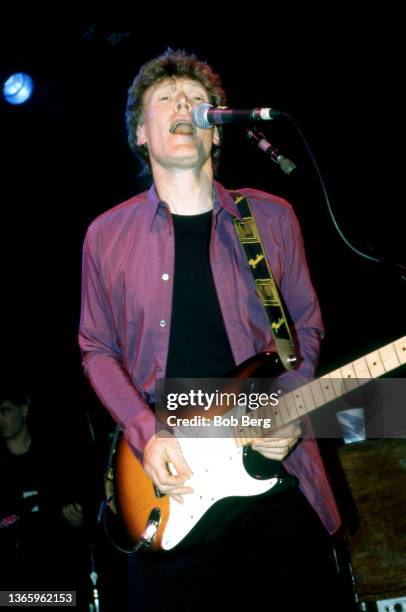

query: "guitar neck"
left=233, top=336, right=406, bottom=447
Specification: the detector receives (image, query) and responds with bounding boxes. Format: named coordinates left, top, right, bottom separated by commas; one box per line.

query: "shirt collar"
left=213, top=181, right=243, bottom=220
left=147, top=180, right=243, bottom=229
left=146, top=183, right=168, bottom=229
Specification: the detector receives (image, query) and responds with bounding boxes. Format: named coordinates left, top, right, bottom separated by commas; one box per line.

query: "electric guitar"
left=104, top=336, right=406, bottom=553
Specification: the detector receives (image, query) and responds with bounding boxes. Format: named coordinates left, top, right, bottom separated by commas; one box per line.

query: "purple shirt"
left=79, top=181, right=341, bottom=534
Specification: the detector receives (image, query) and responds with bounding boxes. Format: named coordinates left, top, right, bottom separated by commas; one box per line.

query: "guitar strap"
left=231, top=192, right=298, bottom=371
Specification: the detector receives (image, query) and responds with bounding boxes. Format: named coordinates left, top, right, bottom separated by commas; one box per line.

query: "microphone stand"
left=246, top=123, right=405, bottom=283
left=89, top=542, right=101, bottom=611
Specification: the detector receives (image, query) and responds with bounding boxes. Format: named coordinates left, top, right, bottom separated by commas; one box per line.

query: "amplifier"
left=337, top=439, right=406, bottom=607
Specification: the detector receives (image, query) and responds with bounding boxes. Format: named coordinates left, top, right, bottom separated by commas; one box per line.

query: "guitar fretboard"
left=233, top=336, right=406, bottom=446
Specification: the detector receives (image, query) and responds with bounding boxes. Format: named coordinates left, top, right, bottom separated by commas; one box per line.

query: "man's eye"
left=159, top=95, right=169, bottom=101
left=193, top=96, right=203, bottom=101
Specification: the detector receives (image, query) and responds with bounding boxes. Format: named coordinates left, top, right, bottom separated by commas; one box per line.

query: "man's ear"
left=137, top=124, right=147, bottom=146
left=213, top=126, right=220, bottom=146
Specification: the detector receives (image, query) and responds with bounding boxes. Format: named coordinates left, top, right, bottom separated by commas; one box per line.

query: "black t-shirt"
left=165, top=210, right=235, bottom=378
left=0, top=441, right=47, bottom=522
left=0, top=440, right=69, bottom=552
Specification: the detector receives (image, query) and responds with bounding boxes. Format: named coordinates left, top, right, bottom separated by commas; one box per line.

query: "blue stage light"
left=3, top=72, right=34, bottom=105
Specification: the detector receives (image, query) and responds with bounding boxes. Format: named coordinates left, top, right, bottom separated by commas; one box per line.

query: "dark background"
left=2, top=21, right=403, bottom=400
left=1, top=18, right=404, bottom=605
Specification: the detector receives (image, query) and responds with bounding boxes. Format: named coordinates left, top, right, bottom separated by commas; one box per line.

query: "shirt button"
left=161, top=273, right=169, bottom=281
left=160, top=320, right=166, bottom=328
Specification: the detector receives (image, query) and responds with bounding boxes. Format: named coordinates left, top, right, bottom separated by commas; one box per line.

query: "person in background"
left=0, top=385, right=88, bottom=603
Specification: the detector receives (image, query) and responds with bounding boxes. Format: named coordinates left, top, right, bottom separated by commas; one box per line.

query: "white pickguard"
left=161, top=436, right=278, bottom=550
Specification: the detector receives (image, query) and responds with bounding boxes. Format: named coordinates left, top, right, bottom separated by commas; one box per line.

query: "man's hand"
left=143, top=431, right=193, bottom=504
left=62, top=502, right=84, bottom=528
left=251, top=421, right=301, bottom=461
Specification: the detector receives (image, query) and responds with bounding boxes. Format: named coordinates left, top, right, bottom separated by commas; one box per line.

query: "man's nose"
left=175, top=95, right=191, bottom=112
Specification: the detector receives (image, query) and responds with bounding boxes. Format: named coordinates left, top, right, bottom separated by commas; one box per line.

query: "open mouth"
left=169, top=121, right=197, bottom=135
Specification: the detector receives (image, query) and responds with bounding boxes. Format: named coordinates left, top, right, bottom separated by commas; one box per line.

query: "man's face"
left=0, top=400, right=28, bottom=440
left=136, top=77, right=220, bottom=173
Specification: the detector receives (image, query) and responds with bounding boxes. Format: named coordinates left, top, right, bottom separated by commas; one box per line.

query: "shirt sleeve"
left=277, top=204, right=324, bottom=390
left=78, top=226, right=157, bottom=459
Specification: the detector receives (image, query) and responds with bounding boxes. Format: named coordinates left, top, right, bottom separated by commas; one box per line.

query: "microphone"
left=192, top=102, right=281, bottom=129
left=246, top=129, right=297, bottom=175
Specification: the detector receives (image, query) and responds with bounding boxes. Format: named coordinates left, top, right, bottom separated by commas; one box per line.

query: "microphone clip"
left=246, top=128, right=297, bottom=176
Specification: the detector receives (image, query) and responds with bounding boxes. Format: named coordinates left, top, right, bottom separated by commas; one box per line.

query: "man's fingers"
left=153, top=480, right=194, bottom=500
left=257, top=450, right=285, bottom=460
left=157, top=474, right=193, bottom=491
left=152, top=460, right=192, bottom=488
left=172, top=494, right=184, bottom=504
left=251, top=427, right=301, bottom=461
left=144, top=455, right=194, bottom=497
left=143, top=435, right=194, bottom=500
left=63, top=503, right=83, bottom=517
left=253, top=435, right=298, bottom=449
left=163, top=485, right=194, bottom=496
left=166, top=445, right=193, bottom=478
left=269, top=422, right=301, bottom=438
left=146, top=437, right=192, bottom=480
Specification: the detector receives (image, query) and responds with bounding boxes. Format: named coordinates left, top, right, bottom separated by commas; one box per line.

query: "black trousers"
left=128, top=488, right=345, bottom=612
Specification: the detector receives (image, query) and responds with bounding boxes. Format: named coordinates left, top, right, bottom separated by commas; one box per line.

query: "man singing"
left=79, top=48, right=343, bottom=611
